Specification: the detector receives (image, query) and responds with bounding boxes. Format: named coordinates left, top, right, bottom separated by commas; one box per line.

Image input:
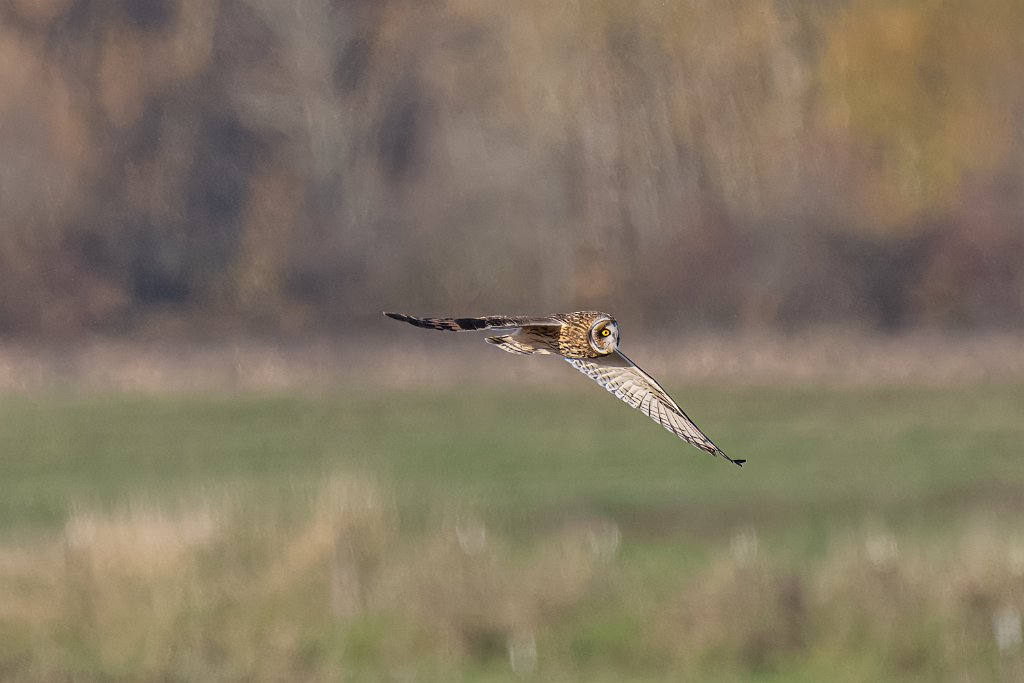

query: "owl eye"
left=600, top=328, right=611, bottom=337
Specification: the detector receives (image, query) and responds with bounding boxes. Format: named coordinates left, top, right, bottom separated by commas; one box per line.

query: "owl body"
left=384, top=310, right=744, bottom=467
left=491, top=311, right=610, bottom=359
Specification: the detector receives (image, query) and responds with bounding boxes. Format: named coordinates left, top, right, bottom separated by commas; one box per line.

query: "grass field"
left=1, top=382, right=1022, bottom=680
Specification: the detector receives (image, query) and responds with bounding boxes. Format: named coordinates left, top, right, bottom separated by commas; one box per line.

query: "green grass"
left=0, top=383, right=1022, bottom=680
left=2, top=384, right=1021, bottom=535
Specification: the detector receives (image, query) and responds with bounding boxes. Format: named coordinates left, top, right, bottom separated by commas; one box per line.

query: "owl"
left=384, top=311, right=744, bottom=467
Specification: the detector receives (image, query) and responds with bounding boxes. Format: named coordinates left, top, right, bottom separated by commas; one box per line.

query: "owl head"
left=588, top=316, right=619, bottom=355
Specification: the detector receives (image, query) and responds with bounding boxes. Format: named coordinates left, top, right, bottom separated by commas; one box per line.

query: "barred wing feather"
left=565, top=351, right=744, bottom=466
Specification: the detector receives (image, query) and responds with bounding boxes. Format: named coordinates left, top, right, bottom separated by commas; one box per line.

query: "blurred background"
left=3, top=0, right=1024, bottom=333
left=1, top=0, right=1023, bottom=680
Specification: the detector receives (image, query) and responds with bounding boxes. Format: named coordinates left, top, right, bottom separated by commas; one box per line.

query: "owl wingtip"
left=716, top=449, right=745, bottom=467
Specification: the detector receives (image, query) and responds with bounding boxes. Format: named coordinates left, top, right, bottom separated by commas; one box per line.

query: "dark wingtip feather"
left=385, top=312, right=426, bottom=327
left=714, top=448, right=745, bottom=467
left=383, top=312, right=483, bottom=332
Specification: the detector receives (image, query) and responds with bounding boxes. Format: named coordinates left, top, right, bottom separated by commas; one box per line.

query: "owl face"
left=588, top=316, right=619, bottom=355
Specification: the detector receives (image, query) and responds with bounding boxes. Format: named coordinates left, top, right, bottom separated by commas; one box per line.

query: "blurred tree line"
left=1, top=0, right=1023, bottom=336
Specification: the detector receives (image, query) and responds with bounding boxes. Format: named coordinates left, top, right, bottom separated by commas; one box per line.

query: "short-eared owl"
left=384, top=311, right=744, bottom=467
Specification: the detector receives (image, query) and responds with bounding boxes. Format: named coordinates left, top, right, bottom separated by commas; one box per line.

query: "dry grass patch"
left=1, top=479, right=1023, bottom=680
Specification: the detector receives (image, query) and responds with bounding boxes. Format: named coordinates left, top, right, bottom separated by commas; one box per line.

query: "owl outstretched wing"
left=384, top=312, right=560, bottom=332
left=385, top=311, right=566, bottom=355
left=565, top=351, right=744, bottom=467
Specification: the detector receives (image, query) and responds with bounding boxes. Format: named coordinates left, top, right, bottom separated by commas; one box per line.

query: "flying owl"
left=384, top=311, right=744, bottom=467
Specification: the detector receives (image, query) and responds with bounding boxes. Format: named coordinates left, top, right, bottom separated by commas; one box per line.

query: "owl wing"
left=565, top=351, right=744, bottom=467
left=384, top=312, right=561, bottom=332
left=385, top=311, right=567, bottom=356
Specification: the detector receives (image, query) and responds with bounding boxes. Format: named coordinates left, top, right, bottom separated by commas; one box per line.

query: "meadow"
left=0, top=380, right=1022, bottom=681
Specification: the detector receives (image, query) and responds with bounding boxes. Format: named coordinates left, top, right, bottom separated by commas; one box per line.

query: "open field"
left=1, top=381, right=1022, bottom=680
left=1, top=332, right=1023, bottom=393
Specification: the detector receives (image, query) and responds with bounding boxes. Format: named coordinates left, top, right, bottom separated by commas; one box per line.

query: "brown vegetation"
left=2, top=476, right=1023, bottom=680
left=1, top=0, right=1023, bottom=336
left=0, top=330, right=1021, bottom=393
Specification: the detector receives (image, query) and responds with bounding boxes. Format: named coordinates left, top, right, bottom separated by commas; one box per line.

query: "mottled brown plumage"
left=384, top=311, right=744, bottom=467
left=385, top=310, right=607, bottom=359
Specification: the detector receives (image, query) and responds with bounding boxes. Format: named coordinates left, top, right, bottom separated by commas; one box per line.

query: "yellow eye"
left=600, top=328, right=611, bottom=337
